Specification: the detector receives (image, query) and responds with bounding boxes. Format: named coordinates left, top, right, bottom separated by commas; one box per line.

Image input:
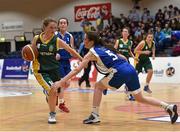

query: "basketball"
left=21, top=44, right=38, bottom=61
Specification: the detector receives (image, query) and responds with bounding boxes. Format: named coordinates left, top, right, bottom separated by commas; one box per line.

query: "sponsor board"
left=97, top=57, right=180, bottom=84
left=2, top=59, right=30, bottom=79
left=130, top=57, right=180, bottom=83
left=0, top=59, right=4, bottom=78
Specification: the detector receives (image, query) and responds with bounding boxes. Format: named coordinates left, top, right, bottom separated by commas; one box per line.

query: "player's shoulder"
left=66, top=32, right=73, bottom=38
left=33, top=34, right=40, bottom=42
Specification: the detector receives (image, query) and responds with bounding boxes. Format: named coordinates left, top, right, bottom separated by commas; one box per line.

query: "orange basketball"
left=21, top=44, right=38, bottom=61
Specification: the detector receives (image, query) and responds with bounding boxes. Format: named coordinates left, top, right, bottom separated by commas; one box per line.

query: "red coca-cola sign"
left=74, top=3, right=111, bottom=22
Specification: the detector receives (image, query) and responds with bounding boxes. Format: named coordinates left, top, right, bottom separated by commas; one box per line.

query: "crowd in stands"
left=0, top=4, right=179, bottom=59
left=83, top=4, right=180, bottom=56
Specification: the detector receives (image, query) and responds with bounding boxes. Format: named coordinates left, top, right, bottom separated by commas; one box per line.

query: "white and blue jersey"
left=56, top=31, right=72, bottom=60
left=56, top=31, right=73, bottom=78
left=90, top=45, right=141, bottom=93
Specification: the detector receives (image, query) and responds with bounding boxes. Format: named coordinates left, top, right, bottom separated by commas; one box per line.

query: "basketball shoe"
left=103, top=89, right=108, bottom=95
left=83, top=112, right=100, bottom=124
left=48, top=112, right=56, bottom=124
left=59, top=102, right=70, bottom=113
left=166, top=104, right=178, bottom=124
left=144, top=85, right=152, bottom=94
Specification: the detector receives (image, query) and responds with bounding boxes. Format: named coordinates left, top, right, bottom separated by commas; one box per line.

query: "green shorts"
left=135, top=60, right=153, bottom=73
left=34, top=69, right=61, bottom=95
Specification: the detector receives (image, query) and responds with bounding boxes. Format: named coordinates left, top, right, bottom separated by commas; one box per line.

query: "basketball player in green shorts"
left=134, top=32, right=155, bottom=94
left=31, top=18, right=82, bottom=124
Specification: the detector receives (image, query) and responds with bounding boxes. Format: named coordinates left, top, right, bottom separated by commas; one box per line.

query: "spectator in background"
left=154, top=26, right=166, bottom=51
left=168, top=4, right=174, bottom=18
left=141, top=8, right=149, bottom=24
left=96, top=8, right=105, bottom=32
left=81, top=16, right=92, bottom=33
left=172, top=40, right=180, bottom=56
left=170, top=18, right=179, bottom=30
left=134, top=27, right=143, bottom=41
left=155, top=9, right=164, bottom=25
left=131, top=9, right=140, bottom=25
left=128, top=10, right=134, bottom=22
left=162, top=23, right=172, bottom=37
left=120, top=13, right=127, bottom=26
left=164, top=6, right=170, bottom=23
left=162, top=23, right=172, bottom=47
left=107, top=12, right=114, bottom=26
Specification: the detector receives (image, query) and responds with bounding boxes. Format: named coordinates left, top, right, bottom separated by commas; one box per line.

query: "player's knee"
left=94, top=82, right=104, bottom=91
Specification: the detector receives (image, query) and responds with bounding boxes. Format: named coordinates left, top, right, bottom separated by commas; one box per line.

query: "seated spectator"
left=172, top=41, right=180, bottom=56
left=81, top=16, right=92, bottom=33
left=134, top=27, right=142, bottom=39
left=154, top=27, right=166, bottom=51
left=96, top=8, right=105, bottom=32
left=162, top=23, right=172, bottom=38
left=162, top=23, right=172, bottom=47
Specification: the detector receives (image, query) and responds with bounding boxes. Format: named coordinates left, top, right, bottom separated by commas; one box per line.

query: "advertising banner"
left=74, top=3, right=111, bottom=22
left=2, top=59, right=30, bottom=79
left=97, top=57, right=180, bottom=84
left=134, top=57, right=180, bottom=83
left=0, top=59, right=4, bottom=78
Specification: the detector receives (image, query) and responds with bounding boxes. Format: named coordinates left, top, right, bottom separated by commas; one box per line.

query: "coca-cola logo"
left=75, top=3, right=111, bottom=22
left=75, top=7, right=100, bottom=21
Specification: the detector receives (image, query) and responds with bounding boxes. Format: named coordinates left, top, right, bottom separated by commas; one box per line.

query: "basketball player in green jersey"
left=31, top=18, right=82, bottom=124
left=114, top=27, right=137, bottom=101
left=134, top=32, right=155, bottom=94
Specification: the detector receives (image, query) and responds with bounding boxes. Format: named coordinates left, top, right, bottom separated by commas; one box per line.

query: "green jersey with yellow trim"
left=138, top=41, right=155, bottom=62
left=33, top=34, right=59, bottom=72
left=117, top=39, right=132, bottom=59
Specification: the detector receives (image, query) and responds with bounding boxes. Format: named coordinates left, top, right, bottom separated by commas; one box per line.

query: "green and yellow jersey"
left=33, top=33, right=60, bottom=73
left=136, top=40, right=155, bottom=63
left=134, top=40, right=155, bottom=73
left=117, top=38, right=132, bottom=59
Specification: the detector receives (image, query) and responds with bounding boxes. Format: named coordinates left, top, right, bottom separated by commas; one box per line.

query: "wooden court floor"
left=0, top=79, right=180, bottom=131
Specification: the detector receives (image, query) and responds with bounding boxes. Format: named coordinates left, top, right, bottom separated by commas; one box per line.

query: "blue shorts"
left=101, top=62, right=140, bottom=93
left=59, top=59, right=71, bottom=78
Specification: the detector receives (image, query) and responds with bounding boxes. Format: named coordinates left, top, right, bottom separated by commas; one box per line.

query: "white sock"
left=59, top=99, right=65, bottom=104
left=92, top=106, right=99, bottom=115
left=160, top=102, right=169, bottom=110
